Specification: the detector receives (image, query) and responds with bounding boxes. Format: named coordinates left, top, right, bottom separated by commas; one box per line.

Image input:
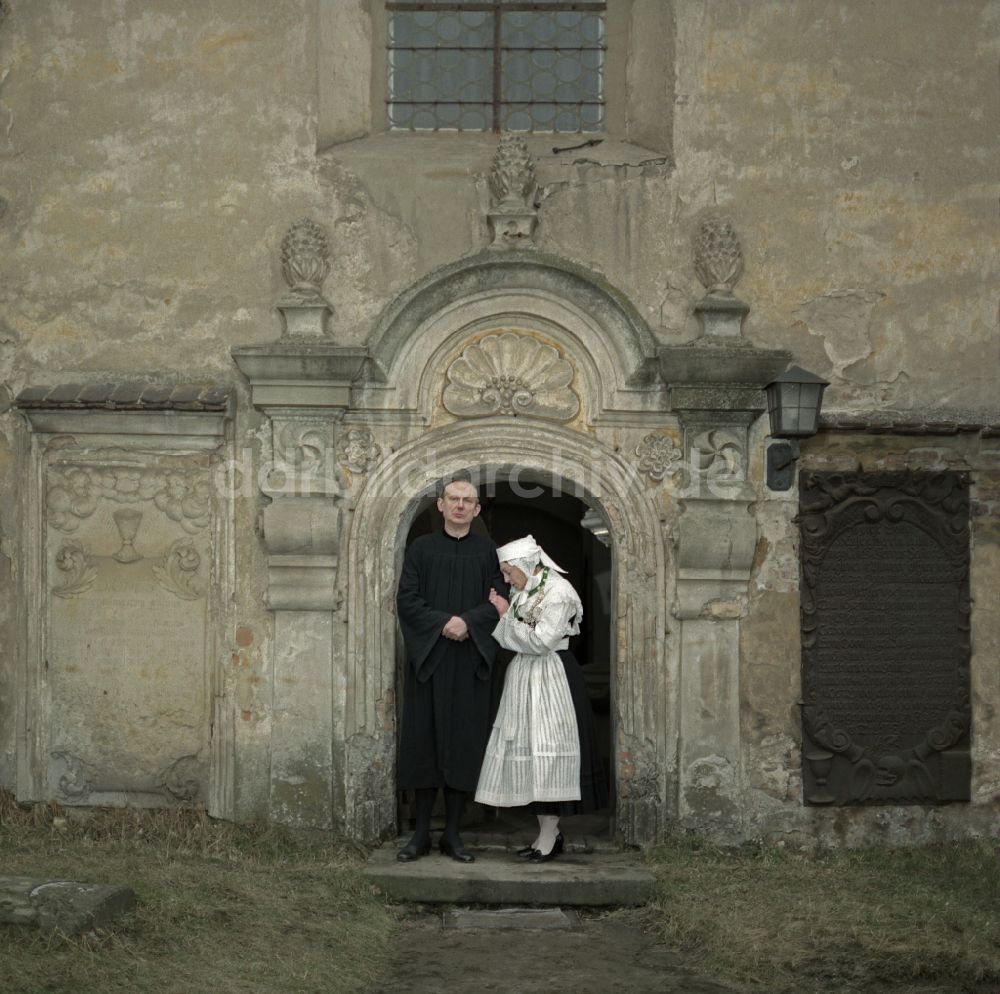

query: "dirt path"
left=372, top=909, right=737, bottom=994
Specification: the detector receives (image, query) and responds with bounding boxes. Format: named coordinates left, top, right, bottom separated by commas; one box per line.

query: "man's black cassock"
left=396, top=531, right=507, bottom=792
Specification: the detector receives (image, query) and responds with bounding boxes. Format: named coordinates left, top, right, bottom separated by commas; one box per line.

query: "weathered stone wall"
left=1, top=0, right=997, bottom=839
left=1, top=1, right=996, bottom=395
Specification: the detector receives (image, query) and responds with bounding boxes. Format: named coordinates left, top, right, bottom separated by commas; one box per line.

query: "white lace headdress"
left=495, top=534, right=567, bottom=577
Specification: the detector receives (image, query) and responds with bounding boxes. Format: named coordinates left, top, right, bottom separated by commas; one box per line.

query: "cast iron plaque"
left=799, top=471, right=971, bottom=805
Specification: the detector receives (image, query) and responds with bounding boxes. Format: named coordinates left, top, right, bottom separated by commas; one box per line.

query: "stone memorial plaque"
left=44, top=460, right=214, bottom=806
left=799, top=471, right=971, bottom=805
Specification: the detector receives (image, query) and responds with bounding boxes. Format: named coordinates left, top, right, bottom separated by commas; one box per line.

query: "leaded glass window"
left=387, top=1, right=606, bottom=133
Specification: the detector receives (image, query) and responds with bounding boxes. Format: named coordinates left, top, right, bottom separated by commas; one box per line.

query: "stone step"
left=364, top=842, right=655, bottom=907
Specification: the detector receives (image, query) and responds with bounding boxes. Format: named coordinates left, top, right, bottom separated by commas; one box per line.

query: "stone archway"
left=340, top=419, right=673, bottom=846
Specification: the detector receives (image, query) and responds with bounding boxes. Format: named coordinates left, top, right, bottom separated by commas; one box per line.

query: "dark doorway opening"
left=398, top=473, right=614, bottom=845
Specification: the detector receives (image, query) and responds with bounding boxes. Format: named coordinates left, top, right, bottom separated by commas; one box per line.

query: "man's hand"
left=489, top=588, right=510, bottom=618
left=442, top=616, right=469, bottom=641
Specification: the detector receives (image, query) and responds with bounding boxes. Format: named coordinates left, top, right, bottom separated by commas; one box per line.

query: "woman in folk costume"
left=475, top=535, right=608, bottom=861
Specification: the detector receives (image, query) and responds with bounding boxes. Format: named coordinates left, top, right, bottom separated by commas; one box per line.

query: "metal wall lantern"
left=764, top=365, right=829, bottom=490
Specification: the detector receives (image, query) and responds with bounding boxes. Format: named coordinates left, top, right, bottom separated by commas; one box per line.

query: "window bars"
left=387, top=2, right=606, bottom=133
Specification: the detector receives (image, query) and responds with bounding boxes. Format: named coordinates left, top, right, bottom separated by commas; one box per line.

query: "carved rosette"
left=693, top=217, right=744, bottom=294
left=275, top=422, right=330, bottom=475
left=152, top=540, right=204, bottom=601
left=444, top=332, right=579, bottom=421
left=47, top=467, right=212, bottom=535
left=634, top=433, right=683, bottom=482
left=281, top=217, right=331, bottom=300
left=266, top=420, right=342, bottom=495
left=51, top=542, right=97, bottom=599
left=337, top=427, right=382, bottom=474
left=690, top=428, right=745, bottom=481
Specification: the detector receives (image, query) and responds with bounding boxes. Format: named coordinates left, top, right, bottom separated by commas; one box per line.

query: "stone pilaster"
left=232, top=340, right=369, bottom=830
left=659, top=315, right=791, bottom=839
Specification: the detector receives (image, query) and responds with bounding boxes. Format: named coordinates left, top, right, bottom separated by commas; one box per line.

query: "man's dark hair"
left=436, top=470, right=479, bottom=501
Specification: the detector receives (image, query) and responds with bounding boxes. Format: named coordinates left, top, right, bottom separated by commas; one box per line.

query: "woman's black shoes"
left=516, top=844, right=538, bottom=858
left=396, top=837, right=431, bottom=862
left=439, top=837, right=475, bottom=863
left=529, top=833, right=564, bottom=863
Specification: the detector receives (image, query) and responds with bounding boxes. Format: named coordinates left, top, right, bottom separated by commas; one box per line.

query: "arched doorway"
left=342, top=420, right=671, bottom=846
left=398, top=471, right=615, bottom=843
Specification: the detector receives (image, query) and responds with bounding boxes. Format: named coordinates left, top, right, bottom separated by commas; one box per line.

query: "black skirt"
left=529, top=649, right=609, bottom=816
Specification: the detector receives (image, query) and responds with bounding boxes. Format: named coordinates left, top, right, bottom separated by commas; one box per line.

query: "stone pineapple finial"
left=487, top=134, right=539, bottom=250
left=693, top=216, right=744, bottom=295
left=490, top=133, right=537, bottom=208
left=691, top=216, right=749, bottom=339
left=281, top=217, right=331, bottom=300
left=277, top=217, right=333, bottom=337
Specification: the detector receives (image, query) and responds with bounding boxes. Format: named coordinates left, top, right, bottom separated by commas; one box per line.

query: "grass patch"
left=0, top=791, right=397, bottom=994
left=643, top=834, right=1000, bottom=993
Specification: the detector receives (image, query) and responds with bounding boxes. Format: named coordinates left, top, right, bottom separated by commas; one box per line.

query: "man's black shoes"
left=439, top=837, right=475, bottom=863
left=396, top=837, right=431, bottom=862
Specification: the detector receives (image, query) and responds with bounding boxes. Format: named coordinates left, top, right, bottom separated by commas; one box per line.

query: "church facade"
left=1, top=1, right=998, bottom=847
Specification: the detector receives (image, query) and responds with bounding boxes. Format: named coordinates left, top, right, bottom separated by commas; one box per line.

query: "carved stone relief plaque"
left=443, top=331, right=580, bottom=421
left=44, top=457, right=214, bottom=806
left=799, top=471, right=971, bottom=805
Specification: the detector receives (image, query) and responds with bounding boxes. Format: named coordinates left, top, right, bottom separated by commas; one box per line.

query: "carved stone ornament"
left=274, top=421, right=332, bottom=475
left=50, top=751, right=95, bottom=801
left=690, top=428, right=745, bottom=481
left=281, top=217, right=331, bottom=300
left=52, top=542, right=97, bottom=599
left=265, top=420, right=344, bottom=496
left=488, top=133, right=538, bottom=249
left=336, top=427, right=382, bottom=474
left=634, top=433, right=683, bottom=482
left=47, top=467, right=212, bottom=535
left=162, top=755, right=201, bottom=802
left=112, top=509, right=143, bottom=564
left=152, top=539, right=204, bottom=601
left=693, top=217, right=744, bottom=294
left=490, top=134, right=536, bottom=208
left=443, top=332, right=580, bottom=421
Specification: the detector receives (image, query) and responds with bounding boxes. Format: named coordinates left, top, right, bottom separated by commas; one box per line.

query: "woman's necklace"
left=513, top=567, right=549, bottom=622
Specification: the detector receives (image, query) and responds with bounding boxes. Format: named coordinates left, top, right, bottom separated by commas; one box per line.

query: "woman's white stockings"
left=534, top=815, right=560, bottom=856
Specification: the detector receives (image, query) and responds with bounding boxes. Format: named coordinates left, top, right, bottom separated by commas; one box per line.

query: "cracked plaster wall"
left=0, top=1, right=998, bottom=833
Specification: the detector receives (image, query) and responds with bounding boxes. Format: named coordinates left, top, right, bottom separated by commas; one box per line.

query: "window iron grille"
left=387, top=1, right=606, bottom=133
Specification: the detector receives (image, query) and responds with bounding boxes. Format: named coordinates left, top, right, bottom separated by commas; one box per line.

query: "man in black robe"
left=396, top=475, right=507, bottom=863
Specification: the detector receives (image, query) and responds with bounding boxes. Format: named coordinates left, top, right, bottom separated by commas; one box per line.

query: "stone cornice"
left=819, top=410, right=1000, bottom=437
left=15, top=382, right=231, bottom=412
left=231, top=344, right=372, bottom=408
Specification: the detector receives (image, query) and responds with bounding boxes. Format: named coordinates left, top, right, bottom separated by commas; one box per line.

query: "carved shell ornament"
left=443, top=332, right=580, bottom=421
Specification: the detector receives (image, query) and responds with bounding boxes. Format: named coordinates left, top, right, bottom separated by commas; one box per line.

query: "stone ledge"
left=15, top=382, right=231, bottom=412
left=0, top=876, right=137, bottom=935
left=364, top=846, right=655, bottom=907
left=820, top=409, right=1000, bottom=436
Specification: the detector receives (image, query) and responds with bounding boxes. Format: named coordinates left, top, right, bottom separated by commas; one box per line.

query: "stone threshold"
left=364, top=842, right=655, bottom=908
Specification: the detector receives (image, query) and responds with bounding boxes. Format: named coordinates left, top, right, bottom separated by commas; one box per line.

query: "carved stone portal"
left=799, top=470, right=971, bottom=804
